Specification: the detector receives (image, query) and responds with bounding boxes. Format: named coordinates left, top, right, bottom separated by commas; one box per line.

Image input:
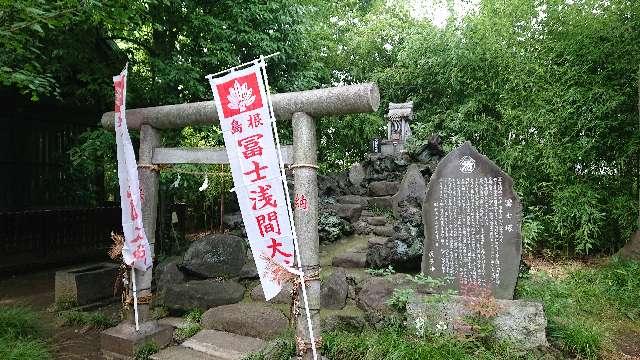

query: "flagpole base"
left=101, top=320, right=172, bottom=360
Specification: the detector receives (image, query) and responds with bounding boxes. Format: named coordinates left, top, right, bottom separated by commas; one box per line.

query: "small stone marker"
left=421, top=141, right=522, bottom=299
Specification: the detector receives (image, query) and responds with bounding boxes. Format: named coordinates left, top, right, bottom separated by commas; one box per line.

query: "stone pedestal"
left=101, top=321, right=173, bottom=360
left=55, top=262, right=119, bottom=305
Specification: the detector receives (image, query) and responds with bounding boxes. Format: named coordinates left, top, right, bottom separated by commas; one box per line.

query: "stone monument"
left=380, top=101, right=413, bottom=155
left=421, top=141, right=522, bottom=299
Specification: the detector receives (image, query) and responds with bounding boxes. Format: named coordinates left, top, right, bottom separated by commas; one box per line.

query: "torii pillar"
left=99, top=83, right=379, bottom=359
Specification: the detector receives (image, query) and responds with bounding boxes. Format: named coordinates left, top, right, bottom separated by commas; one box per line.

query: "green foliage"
left=0, top=306, right=51, bottom=360
left=174, top=308, right=203, bottom=342
left=183, top=308, right=203, bottom=324
left=51, top=297, right=78, bottom=313
left=150, top=306, right=169, bottom=320
left=58, top=310, right=117, bottom=329
left=174, top=323, right=201, bottom=343
left=517, top=258, right=640, bottom=358
left=323, top=328, right=553, bottom=360
left=134, top=341, right=159, bottom=360
left=0, top=336, right=50, bottom=360
left=365, top=265, right=395, bottom=277
left=0, top=306, right=42, bottom=339
left=386, top=288, right=415, bottom=313
left=379, top=0, right=639, bottom=255
left=241, top=331, right=296, bottom=360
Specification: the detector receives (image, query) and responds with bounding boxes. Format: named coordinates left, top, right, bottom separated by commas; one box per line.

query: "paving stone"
left=151, top=346, right=224, bottom=360
left=183, top=330, right=266, bottom=360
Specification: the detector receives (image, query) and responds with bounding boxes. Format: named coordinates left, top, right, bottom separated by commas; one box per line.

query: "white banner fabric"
left=209, top=64, right=295, bottom=300
left=114, top=65, right=152, bottom=271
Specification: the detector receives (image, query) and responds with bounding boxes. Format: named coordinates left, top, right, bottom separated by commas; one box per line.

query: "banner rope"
left=259, top=55, right=319, bottom=360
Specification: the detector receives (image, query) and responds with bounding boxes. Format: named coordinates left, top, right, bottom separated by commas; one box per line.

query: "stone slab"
left=336, top=195, right=370, bottom=206
left=181, top=329, right=266, bottom=360
left=151, top=346, right=225, bottom=360
left=421, top=141, right=523, bottom=299
left=101, top=321, right=173, bottom=359
left=55, top=262, right=119, bottom=306
left=367, top=196, right=393, bottom=210
left=157, top=317, right=187, bottom=329
left=406, top=295, right=547, bottom=349
left=368, top=181, right=400, bottom=197
left=332, top=251, right=367, bottom=268
left=201, top=303, right=289, bottom=340
left=372, top=225, right=394, bottom=237
left=365, top=216, right=388, bottom=226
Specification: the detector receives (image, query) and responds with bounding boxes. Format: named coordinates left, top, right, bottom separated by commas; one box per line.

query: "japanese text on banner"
left=209, top=65, right=294, bottom=301
left=114, top=66, right=152, bottom=271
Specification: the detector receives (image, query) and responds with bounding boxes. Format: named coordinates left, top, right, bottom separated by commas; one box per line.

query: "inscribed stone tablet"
left=421, top=141, right=522, bottom=299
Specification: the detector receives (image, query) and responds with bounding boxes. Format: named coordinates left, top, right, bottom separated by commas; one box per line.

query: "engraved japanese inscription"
left=421, top=141, right=522, bottom=299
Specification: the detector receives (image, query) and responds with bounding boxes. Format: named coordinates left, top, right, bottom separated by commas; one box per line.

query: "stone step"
left=182, top=330, right=266, bottom=360
left=157, top=317, right=188, bottom=329
left=332, top=250, right=367, bottom=268
left=360, top=210, right=376, bottom=217
left=336, top=195, right=370, bottom=206
left=365, top=216, right=388, bottom=226
left=372, top=225, right=394, bottom=237
left=151, top=346, right=225, bottom=360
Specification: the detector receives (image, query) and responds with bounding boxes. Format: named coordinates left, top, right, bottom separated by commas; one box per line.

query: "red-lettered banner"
left=114, top=65, right=152, bottom=271
left=209, top=64, right=294, bottom=300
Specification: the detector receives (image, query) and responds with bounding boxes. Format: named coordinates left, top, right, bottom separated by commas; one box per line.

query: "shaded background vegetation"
left=2, top=0, right=638, bottom=256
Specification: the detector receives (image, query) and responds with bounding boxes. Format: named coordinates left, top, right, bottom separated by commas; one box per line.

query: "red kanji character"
left=267, top=238, right=292, bottom=264
left=256, top=211, right=281, bottom=237
left=248, top=113, right=264, bottom=128
left=133, top=243, right=147, bottom=264
left=243, top=161, right=268, bottom=182
left=249, top=184, right=277, bottom=210
left=237, top=134, right=264, bottom=159
left=131, top=227, right=144, bottom=243
left=294, top=194, right=308, bottom=210
left=126, top=189, right=139, bottom=221
left=231, top=119, right=242, bottom=134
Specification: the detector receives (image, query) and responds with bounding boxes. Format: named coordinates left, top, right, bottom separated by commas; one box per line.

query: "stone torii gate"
left=100, top=83, right=379, bottom=359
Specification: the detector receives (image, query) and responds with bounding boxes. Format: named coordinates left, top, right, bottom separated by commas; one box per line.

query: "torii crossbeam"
left=99, top=83, right=379, bottom=360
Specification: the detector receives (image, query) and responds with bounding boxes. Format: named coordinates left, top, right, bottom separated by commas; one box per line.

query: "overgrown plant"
left=134, top=341, right=159, bottom=360
left=365, top=265, right=395, bottom=277
left=453, top=282, right=501, bottom=343
left=386, top=288, right=415, bottom=313
left=174, top=308, right=203, bottom=342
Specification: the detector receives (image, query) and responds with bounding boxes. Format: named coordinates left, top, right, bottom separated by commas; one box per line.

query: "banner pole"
left=259, top=56, right=318, bottom=360
left=131, top=267, right=140, bottom=331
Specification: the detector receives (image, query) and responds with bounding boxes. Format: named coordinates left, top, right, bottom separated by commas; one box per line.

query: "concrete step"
left=151, top=346, right=225, bottom=360
left=182, top=330, right=266, bottom=360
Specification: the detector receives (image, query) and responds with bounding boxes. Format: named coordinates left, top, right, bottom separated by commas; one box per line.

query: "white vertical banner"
left=208, top=64, right=296, bottom=301
left=114, top=65, right=153, bottom=272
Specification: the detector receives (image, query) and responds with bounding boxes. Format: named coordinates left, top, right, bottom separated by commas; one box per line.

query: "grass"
left=517, top=257, right=640, bottom=359
left=134, top=341, right=159, bottom=360
left=174, top=308, right=203, bottom=343
left=58, top=310, right=117, bottom=329
left=323, top=327, right=557, bottom=360
left=0, top=306, right=51, bottom=360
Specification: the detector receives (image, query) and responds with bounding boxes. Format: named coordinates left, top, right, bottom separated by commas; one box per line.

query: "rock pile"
left=154, top=234, right=248, bottom=311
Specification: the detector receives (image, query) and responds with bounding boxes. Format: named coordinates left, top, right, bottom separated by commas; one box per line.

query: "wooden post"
left=133, top=124, right=160, bottom=322
left=292, top=112, right=321, bottom=359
